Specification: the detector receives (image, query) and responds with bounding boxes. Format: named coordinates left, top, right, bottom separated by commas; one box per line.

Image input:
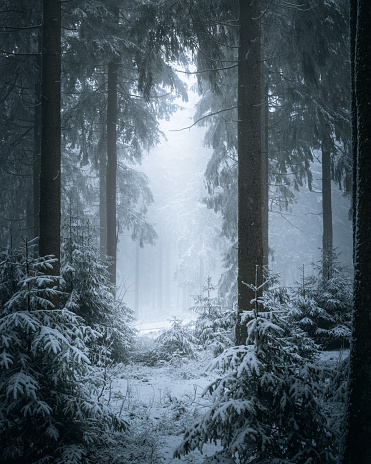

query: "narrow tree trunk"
left=158, top=240, right=163, bottom=309
left=135, top=240, right=140, bottom=318
left=33, top=27, right=42, bottom=242
left=341, top=1, right=371, bottom=462
left=350, top=0, right=357, bottom=263
left=39, top=0, right=61, bottom=282
left=322, top=132, right=333, bottom=281
left=165, top=245, right=171, bottom=308
left=261, top=81, right=269, bottom=269
left=99, top=128, right=107, bottom=256
left=199, top=256, right=205, bottom=294
left=106, top=23, right=119, bottom=285
left=236, top=0, right=262, bottom=345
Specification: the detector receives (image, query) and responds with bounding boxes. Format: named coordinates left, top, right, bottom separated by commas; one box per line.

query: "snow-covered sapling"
left=0, top=242, right=128, bottom=464
left=191, top=277, right=234, bottom=356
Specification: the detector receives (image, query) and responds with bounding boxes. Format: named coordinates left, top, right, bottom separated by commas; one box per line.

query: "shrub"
left=191, top=277, right=234, bottom=356
left=0, top=242, right=127, bottom=464
left=175, top=283, right=338, bottom=463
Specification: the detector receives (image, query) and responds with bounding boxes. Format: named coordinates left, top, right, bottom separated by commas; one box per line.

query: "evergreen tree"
left=39, top=0, right=61, bottom=285
left=0, top=242, right=127, bottom=463
left=175, top=284, right=338, bottom=463
left=341, top=1, right=371, bottom=461
left=0, top=1, right=41, bottom=247
left=155, top=317, right=199, bottom=363
left=191, top=277, right=234, bottom=356
left=236, top=0, right=263, bottom=344
left=61, top=213, right=136, bottom=364
left=290, top=257, right=352, bottom=349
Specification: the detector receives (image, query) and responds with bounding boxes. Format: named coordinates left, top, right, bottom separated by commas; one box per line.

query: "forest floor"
left=103, top=332, right=347, bottom=464
left=105, top=334, right=224, bottom=464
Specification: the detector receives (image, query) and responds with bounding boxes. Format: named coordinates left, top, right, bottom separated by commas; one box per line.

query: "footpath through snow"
left=105, top=343, right=225, bottom=463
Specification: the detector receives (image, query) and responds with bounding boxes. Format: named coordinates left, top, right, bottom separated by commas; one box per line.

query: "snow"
left=105, top=342, right=224, bottom=463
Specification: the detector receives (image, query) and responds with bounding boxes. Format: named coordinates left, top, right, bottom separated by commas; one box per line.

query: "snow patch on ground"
left=106, top=347, right=222, bottom=463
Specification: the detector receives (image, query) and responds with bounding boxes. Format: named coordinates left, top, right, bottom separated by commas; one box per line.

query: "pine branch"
left=170, top=106, right=237, bottom=132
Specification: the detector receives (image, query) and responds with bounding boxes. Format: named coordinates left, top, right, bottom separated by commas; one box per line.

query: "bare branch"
left=170, top=105, right=237, bottom=132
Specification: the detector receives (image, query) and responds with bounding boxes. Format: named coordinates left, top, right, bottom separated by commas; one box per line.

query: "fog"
left=118, top=90, right=353, bottom=330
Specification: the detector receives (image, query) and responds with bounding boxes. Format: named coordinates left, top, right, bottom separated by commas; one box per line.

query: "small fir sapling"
left=175, top=273, right=338, bottom=463
left=191, top=277, right=234, bottom=356
left=289, top=255, right=352, bottom=349
left=0, top=241, right=128, bottom=464
left=155, top=316, right=199, bottom=362
left=60, top=215, right=136, bottom=364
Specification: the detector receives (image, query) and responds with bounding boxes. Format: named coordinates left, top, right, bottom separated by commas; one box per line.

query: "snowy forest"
left=1, top=0, right=370, bottom=463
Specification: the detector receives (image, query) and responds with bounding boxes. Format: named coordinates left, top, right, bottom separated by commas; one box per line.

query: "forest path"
left=107, top=349, right=223, bottom=463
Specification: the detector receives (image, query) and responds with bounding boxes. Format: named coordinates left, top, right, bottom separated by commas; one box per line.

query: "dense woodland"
left=0, top=0, right=370, bottom=463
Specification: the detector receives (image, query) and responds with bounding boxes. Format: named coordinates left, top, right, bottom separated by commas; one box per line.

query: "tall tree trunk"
left=99, top=127, right=107, bottom=256
left=39, top=0, right=61, bottom=283
left=236, top=0, right=262, bottom=345
left=158, top=240, right=163, bottom=309
left=165, top=245, right=171, bottom=308
left=322, top=132, right=333, bottom=281
left=106, top=10, right=119, bottom=285
left=341, top=1, right=371, bottom=462
left=199, top=256, right=205, bottom=294
left=261, top=82, right=269, bottom=269
left=135, top=240, right=140, bottom=317
left=33, top=26, right=42, bottom=242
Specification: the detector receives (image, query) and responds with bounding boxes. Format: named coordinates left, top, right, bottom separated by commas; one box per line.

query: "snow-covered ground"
left=102, top=331, right=349, bottom=464
left=106, top=342, right=222, bottom=463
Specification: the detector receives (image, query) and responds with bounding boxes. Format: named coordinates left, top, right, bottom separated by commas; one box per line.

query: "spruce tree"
left=0, top=242, right=127, bottom=463
left=341, top=1, right=371, bottom=461
left=39, top=0, right=61, bottom=284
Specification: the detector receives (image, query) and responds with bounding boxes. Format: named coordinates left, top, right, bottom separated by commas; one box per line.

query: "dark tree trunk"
left=236, top=0, right=262, bottom=345
left=350, top=0, right=357, bottom=261
left=39, top=0, right=61, bottom=282
left=99, top=128, right=107, bottom=256
left=322, top=132, right=333, bottom=281
left=261, top=81, right=269, bottom=269
left=33, top=25, right=42, bottom=242
left=106, top=49, right=118, bottom=285
left=341, top=1, right=371, bottom=462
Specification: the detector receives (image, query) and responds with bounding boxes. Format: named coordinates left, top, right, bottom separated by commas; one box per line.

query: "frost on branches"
left=0, top=242, right=127, bottom=464
left=191, top=277, right=234, bottom=356
left=155, top=316, right=200, bottom=362
left=61, top=215, right=136, bottom=365
left=175, top=284, right=339, bottom=464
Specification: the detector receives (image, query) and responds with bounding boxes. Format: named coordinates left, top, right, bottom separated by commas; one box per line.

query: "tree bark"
left=33, top=25, right=42, bottom=242
left=99, top=126, right=107, bottom=256
left=39, top=0, right=61, bottom=281
left=236, top=0, right=262, bottom=345
left=341, top=1, right=371, bottom=462
left=321, top=132, right=333, bottom=281
left=106, top=24, right=119, bottom=285
left=261, top=82, right=269, bottom=269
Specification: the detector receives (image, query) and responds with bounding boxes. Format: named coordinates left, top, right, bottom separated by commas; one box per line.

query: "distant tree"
left=155, top=317, right=199, bottom=362
left=341, top=1, right=371, bottom=462
left=60, top=0, right=188, bottom=285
